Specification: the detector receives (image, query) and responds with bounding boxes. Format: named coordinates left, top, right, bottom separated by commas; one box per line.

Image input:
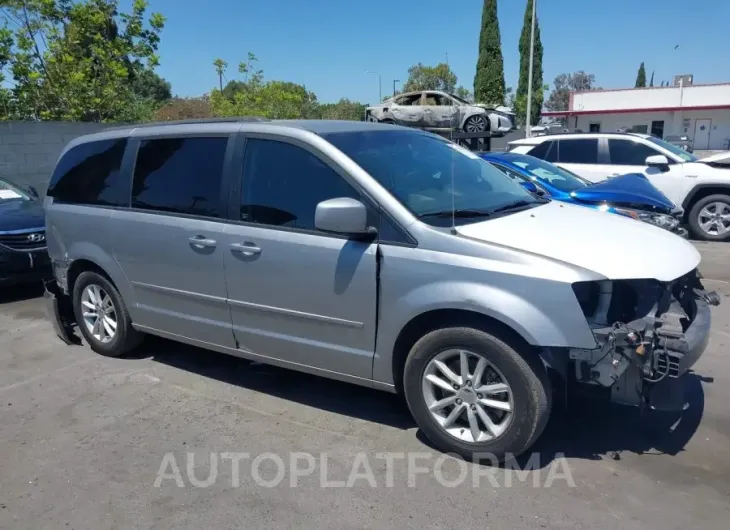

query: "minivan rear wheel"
left=72, top=271, right=142, bottom=357
left=403, top=327, right=551, bottom=462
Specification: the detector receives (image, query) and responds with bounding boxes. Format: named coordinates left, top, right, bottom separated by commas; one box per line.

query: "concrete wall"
left=0, top=121, right=107, bottom=194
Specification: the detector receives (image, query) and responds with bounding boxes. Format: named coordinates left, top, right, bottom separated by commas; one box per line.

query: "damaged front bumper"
left=569, top=269, right=719, bottom=411
left=44, top=280, right=81, bottom=345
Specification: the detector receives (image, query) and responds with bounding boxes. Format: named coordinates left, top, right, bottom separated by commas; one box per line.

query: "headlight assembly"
left=614, top=207, right=679, bottom=231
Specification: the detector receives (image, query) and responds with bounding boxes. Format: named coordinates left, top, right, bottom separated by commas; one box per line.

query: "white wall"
left=574, top=109, right=730, bottom=150
left=572, top=84, right=730, bottom=112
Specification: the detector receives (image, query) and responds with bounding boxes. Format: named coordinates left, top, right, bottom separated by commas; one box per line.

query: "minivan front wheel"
left=72, top=271, right=142, bottom=357
left=404, top=327, right=551, bottom=462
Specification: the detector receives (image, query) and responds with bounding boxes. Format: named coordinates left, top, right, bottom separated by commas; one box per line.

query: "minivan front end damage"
left=567, top=269, right=719, bottom=411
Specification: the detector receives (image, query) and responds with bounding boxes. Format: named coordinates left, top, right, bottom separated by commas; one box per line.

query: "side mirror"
left=646, top=154, right=670, bottom=168
left=520, top=180, right=546, bottom=196
left=315, top=197, right=372, bottom=236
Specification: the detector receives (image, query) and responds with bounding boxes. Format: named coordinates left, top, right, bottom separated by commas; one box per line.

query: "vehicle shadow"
left=134, top=335, right=707, bottom=468
left=0, top=282, right=45, bottom=304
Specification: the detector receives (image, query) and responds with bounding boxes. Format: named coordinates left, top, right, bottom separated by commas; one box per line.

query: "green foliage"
left=649, top=70, right=654, bottom=87
left=130, top=67, right=171, bottom=103
left=545, top=71, right=597, bottom=112
left=402, top=62, right=457, bottom=93
left=635, top=62, right=646, bottom=88
left=211, top=54, right=366, bottom=121
left=0, top=0, right=166, bottom=122
left=473, top=0, right=505, bottom=105
left=516, top=0, right=543, bottom=125
left=154, top=96, right=212, bottom=121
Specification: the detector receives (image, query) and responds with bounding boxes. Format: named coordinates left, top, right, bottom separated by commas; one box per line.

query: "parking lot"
left=0, top=243, right=729, bottom=530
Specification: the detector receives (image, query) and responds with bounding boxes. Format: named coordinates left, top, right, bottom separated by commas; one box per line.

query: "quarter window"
left=131, top=137, right=228, bottom=217
left=240, top=138, right=361, bottom=230
left=47, top=139, right=128, bottom=206
left=527, top=140, right=557, bottom=162
left=557, top=139, right=599, bottom=164
left=608, top=139, right=659, bottom=166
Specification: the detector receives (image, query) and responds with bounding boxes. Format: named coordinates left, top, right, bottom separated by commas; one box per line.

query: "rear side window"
left=47, top=139, right=128, bottom=206
left=608, top=139, right=660, bottom=165
left=527, top=140, right=557, bottom=162
left=131, top=137, right=228, bottom=218
left=557, top=139, right=598, bottom=164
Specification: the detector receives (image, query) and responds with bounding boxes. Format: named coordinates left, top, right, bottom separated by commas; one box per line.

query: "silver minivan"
left=44, top=119, right=719, bottom=461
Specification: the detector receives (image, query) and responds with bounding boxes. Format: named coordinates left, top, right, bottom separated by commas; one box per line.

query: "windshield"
left=499, top=153, right=589, bottom=192
left=0, top=177, right=30, bottom=202
left=324, top=130, right=540, bottom=226
left=450, top=94, right=470, bottom=105
left=646, top=136, right=698, bottom=162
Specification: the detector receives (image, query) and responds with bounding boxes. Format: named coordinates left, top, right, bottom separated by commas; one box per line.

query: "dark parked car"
left=0, top=176, right=50, bottom=286
left=664, top=135, right=693, bottom=153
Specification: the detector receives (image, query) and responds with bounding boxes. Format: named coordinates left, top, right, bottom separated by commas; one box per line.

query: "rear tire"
left=688, top=194, right=730, bottom=241
left=72, top=271, right=142, bottom=357
left=403, top=327, right=551, bottom=462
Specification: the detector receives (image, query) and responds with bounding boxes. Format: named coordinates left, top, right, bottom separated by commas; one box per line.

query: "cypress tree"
left=473, top=0, right=505, bottom=105
left=635, top=62, right=647, bottom=87
left=649, top=70, right=654, bottom=87
left=516, top=0, right=543, bottom=125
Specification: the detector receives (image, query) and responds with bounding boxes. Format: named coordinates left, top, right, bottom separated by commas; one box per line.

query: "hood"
left=699, top=151, right=730, bottom=165
left=0, top=199, right=45, bottom=232
left=570, top=173, right=675, bottom=211
left=456, top=201, right=699, bottom=282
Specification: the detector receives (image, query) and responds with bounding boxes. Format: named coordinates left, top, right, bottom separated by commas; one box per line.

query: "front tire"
left=688, top=194, right=730, bottom=241
left=464, top=114, right=489, bottom=133
left=72, top=271, right=142, bottom=357
left=403, top=327, right=551, bottom=462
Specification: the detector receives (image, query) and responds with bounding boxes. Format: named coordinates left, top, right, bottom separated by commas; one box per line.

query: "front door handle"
left=188, top=236, right=217, bottom=248
left=230, top=242, right=262, bottom=256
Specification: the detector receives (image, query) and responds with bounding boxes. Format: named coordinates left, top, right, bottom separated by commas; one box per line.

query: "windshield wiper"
left=418, top=209, right=494, bottom=219
left=489, top=199, right=543, bottom=214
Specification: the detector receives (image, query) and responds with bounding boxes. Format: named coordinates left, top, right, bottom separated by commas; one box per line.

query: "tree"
left=0, top=0, right=165, bottom=122
left=649, top=70, right=654, bottom=87
left=154, top=96, right=212, bottom=121
left=213, top=58, right=227, bottom=91
left=454, top=86, right=472, bottom=102
left=635, top=62, right=646, bottom=88
left=129, top=68, right=171, bottom=103
left=402, top=62, right=457, bottom=93
left=544, top=71, right=597, bottom=112
left=317, top=99, right=367, bottom=121
left=516, top=0, right=543, bottom=125
left=473, top=0, right=505, bottom=105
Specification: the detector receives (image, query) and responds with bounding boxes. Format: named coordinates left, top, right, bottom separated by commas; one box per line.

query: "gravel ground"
left=0, top=243, right=729, bottom=530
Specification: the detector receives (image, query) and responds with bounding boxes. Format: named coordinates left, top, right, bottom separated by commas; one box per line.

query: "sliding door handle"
left=230, top=242, right=262, bottom=256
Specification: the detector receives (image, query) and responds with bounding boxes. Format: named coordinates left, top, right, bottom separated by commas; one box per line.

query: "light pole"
left=393, top=79, right=400, bottom=97
left=525, top=0, right=537, bottom=137
left=365, top=71, right=382, bottom=103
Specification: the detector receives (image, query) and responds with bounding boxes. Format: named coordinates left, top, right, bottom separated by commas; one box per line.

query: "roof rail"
left=103, top=116, right=270, bottom=131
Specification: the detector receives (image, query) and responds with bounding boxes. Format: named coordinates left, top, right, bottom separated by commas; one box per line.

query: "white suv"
left=508, top=133, right=730, bottom=241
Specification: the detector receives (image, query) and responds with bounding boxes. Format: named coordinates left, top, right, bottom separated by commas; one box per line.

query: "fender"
left=372, top=279, right=597, bottom=385
left=681, top=183, right=730, bottom=210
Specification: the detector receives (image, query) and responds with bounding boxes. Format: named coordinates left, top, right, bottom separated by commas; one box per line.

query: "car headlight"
left=614, top=207, right=679, bottom=230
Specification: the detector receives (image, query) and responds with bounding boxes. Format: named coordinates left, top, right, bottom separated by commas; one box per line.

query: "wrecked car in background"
left=365, top=90, right=514, bottom=136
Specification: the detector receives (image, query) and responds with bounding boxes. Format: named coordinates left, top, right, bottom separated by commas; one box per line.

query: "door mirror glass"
left=646, top=154, right=669, bottom=167
left=315, top=197, right=370, bottom=235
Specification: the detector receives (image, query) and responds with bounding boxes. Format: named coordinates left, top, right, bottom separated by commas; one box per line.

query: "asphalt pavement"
left=0, top=243, right=729, bottom=529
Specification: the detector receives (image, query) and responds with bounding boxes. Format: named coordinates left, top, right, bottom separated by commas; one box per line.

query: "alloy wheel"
left=421, top=349, right=514, bottom=443
left=81, top=284, right=117, bottom=344
left=465, top=116, right=487, bottom=133
left=698, top=201, right=730, bottom=237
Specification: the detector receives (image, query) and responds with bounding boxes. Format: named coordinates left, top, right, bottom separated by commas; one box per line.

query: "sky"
left=142, top=0, right=730, bottom=104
